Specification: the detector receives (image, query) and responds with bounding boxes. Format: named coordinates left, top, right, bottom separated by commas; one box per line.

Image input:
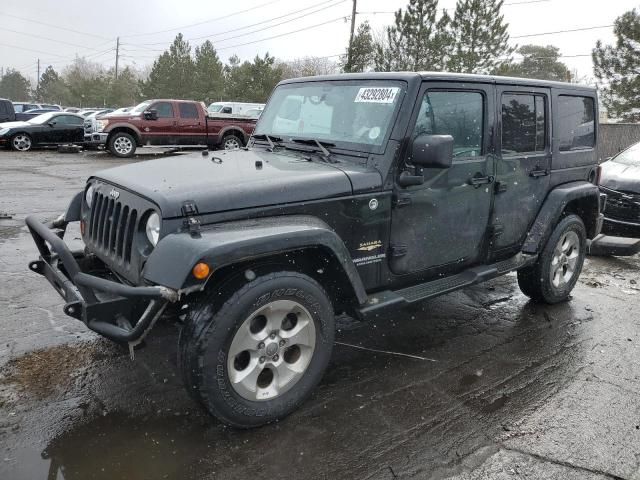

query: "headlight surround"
left=96, top=119, right=109, bottom=132
left=85, top=184, right=95, bottom=208
left=145, top=212, right=161, bottom=246
left=0, top=128, right=9, bottom=136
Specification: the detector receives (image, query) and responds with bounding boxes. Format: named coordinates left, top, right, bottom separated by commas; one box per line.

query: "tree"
left=446, top=0, right=513, bottom=73
left=280, top=56, right=338, bottom=79
left=494, top=45, right=571, bottom=81
left=193, top=40, right=224, bottom=103
left=342, top=21, right=375, bottom=73
left=374, top=0, right=451, bottom=72
left=63, top=57, right=110, bottom=107
left=593, top=8, right=640, bottom=122
left=106, top=66, right=141, bottom=107
left=142, top=33, right=195, bottom=99
left=224, top=53, right=283, bottom=102
left=36, top=66, right=67, bottom=103
left=0, top=69, right=31, bottom=100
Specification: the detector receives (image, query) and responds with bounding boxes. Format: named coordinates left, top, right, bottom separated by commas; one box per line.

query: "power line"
left=0, top=27, right=112, bottom=52
left=120, top=0, right=285, bottom=38
left=513, top=24, right=613, bottom=39
left=2, top=13, right=111, bottom=40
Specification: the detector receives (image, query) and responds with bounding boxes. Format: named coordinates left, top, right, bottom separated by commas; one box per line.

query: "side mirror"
left=410, top=134, right=454, bottom=169
left=48, top=121, right=56, bottom=127
left=144, top=109, right=158, bottom=120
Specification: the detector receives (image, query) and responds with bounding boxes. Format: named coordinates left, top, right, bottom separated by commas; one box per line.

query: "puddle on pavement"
left=0, top=224, right=24, bottom=242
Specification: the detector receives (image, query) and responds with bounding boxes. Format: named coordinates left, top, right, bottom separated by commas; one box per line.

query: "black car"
left=25, top=72, right=604, bottom=427
left=0, top=112, right=84, bottom=151
left=600, top=141, right=640, bottom=238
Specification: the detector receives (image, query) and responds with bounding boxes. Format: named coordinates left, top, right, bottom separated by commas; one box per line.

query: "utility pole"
left=115, top=37, right=120, bottom=80
left=36, top=59, right=40, bottom=91
left=346, top=0, right=357, bottom=68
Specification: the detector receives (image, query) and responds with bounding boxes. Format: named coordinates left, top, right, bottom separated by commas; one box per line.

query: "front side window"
left=501, top=93, right=546, bottom=154
left=221, top=106, right=232, bottom=114
left=413, top=90, right=484, bottom=158
left=153, top=102, right=174, bottom=118
left=256, top=81, right=404, bottom=150
left=558, top=95, right=595, bottom=151
left=179, top=103, right=199, bottom=119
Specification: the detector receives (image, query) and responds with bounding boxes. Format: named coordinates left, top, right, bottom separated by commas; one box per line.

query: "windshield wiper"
left=291, top=138, right=336, bottom=162
left=251, top=133, right=282, bottom=151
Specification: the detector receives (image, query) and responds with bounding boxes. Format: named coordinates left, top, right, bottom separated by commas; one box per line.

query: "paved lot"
left=0, top=149, right=639, bottom=480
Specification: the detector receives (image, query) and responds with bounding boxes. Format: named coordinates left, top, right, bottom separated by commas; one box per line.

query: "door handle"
left=468, top=174, right=494, bottom=187
left=529, top=169, right=549, bottom=177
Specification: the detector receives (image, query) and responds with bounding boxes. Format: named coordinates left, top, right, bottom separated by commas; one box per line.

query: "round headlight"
left=85, top=185, right=95, bottom=207
left=145, top=212, right=161, bottom=246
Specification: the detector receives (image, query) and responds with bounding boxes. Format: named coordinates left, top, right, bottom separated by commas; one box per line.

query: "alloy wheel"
left=550, top=230, right=580, bottom=288
left=224, top=137, right=240, bottom=150
left=13, top=134, right=31, bottom=151
left=113, top=136, right=133, bottom=155
left=227, top=299, right=316, bottom=401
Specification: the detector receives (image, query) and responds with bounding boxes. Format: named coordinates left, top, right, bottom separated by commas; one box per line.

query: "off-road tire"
left=107, top=132, right=136, bottom=158
left=178, top=271, right=335, bottom=428
left=222, top=134, right=243, bottom=150
left=518, top=214, right=586, bottom=304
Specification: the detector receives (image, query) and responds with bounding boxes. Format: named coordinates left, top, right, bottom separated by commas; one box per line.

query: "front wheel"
left=518, top=214, right=587, bottom=304
left=179, top=271, right=335, bottom=428
left=108, top=132, right=136, bottom=158
left=10, top=133, right=32, bottom=151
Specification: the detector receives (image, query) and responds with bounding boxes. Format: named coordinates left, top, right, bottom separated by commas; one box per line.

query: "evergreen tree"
left=107, top=66, right=141, bottom=107
left=142, top=34, right=195, bottom=99
left=0, top=69, right=31, bottom=100
left=374, top=0, right=450, bottom=72
left=224, top=53, right=283, bottom=102
left=342, top=21, right=375, bottom=73
left=193, top=40, right=224, bottom=103
left=593, top=8, right=640, bottom=121
left=447, top=0, right=513, bottom=73
left=494, top=45, right=571, bottom=81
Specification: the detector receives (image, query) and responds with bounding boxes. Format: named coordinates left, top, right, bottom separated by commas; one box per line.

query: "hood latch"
left=181, top=201, right=201, bottom=238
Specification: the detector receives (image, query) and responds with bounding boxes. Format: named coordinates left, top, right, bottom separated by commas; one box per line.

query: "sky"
left=1, top=0, right=638, bottom=84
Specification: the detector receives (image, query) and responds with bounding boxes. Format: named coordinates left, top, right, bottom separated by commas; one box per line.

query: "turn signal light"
left=80, top=220, right=86, bottom=236
left=192, top=262, right=210, bottom=280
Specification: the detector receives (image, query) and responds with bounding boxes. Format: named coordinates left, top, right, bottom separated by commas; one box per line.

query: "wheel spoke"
left=262, top=301, right=297, bottom=332
left=229, top=355, right=264, bottom=398
left=281, top=318, right=315, bottom=348
left=228, top=323, right=261, bottom=359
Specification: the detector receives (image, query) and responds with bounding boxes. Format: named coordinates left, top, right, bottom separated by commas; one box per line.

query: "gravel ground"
left=0, top=149, right=639, bottom=480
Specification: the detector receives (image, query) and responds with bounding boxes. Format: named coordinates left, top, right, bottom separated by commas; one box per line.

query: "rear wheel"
left=518, top=214, right=586, bottom=304
left=10, top=133, right=32, bottom=151
left=179, top=271, right=335, bottom=428
left=108, top=132, right=136, bottom=158
left=222, top=134, right=242, bottom=150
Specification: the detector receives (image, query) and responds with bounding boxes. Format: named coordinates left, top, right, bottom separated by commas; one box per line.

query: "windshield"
left=255, top=81, right=404, bottom=151
left=27, top=112, right=57, bottom=124
left=612, top=141, right=640, bottom=166
left=130, top=101, right=152, bottom=113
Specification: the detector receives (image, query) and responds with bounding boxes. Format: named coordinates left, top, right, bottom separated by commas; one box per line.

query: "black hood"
left=600, top=159, right=640, bottom=194
left=93, top=149, right=382, bottom=217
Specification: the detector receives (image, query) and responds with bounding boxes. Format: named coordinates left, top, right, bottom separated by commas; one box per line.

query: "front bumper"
left=25, top=215, right=177, bottom=344
left=83, top=132, right=108, bottom=145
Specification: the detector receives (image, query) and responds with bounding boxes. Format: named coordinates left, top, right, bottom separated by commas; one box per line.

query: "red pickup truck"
left=85, top=99, right=257, bottom=157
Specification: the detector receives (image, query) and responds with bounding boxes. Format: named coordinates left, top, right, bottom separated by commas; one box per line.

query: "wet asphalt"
left=0, top=149, right=639, bottom=480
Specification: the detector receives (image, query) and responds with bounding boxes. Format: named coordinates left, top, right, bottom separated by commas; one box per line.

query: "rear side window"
left=0, top=102, right=7, bottom=115
left=153, top=102, right=174, bottom=118
left=413, top=90, right=484, bottom=158
left=557, top=95, right=595, bottom=151
left=501, top=93, right=546, bottom=154
left=221, top=106, right=232, bottom=114
left=179, top=103, right=199, bottom=119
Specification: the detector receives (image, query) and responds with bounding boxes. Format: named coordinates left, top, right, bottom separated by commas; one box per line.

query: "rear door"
left=490, top=86, right=551, bottom=259
left=177, top=102, right=206, bottom=145
left=146, top=101, right=177, bottom=145
left=389, top=82, right=496, bottom=276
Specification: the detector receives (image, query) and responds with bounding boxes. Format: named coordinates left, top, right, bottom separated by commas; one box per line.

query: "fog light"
left=192, top=262, right=210, bottom=280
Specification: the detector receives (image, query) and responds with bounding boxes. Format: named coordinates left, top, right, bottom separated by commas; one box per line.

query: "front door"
left=146, top=101, right=177, bottom=145
left=389, top=83, right=496, bottom=276
left=490, top=86, right=551, bottom=259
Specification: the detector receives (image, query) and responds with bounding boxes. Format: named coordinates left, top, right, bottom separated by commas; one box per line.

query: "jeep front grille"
left=88, top=192, right=138, bottom=264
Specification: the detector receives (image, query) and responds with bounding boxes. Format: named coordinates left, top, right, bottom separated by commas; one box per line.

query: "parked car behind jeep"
left=85, top=99, right=257, bottom=156
left=26, top=72, right=604, bottom=428
left=0, top=98, right=16, bottom=123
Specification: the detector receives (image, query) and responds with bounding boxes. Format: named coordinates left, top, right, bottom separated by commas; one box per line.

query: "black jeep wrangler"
left=26, top=73, right=605, bottom=428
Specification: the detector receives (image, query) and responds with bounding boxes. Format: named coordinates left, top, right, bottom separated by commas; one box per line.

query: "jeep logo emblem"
left=109, top=189, right=120, bottom=200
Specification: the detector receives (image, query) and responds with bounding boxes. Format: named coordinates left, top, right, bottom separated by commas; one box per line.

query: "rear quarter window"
left=557, top=95, right=595, bottom=151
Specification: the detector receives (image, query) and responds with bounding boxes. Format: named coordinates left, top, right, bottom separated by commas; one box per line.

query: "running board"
left=357, top=253, right=536, bottom=319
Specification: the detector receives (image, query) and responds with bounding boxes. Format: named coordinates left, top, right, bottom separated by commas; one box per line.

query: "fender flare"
left=218, top=125, right=249, bottom=144
left=104, top=123, right=142, bottom=144
left=142, top=215, right=368, bottom=304
left=522, top=181, right=601, bottom=254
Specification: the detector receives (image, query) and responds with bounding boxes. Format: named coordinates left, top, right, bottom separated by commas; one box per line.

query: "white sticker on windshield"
left=354, top=87, right=400, bottom=104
